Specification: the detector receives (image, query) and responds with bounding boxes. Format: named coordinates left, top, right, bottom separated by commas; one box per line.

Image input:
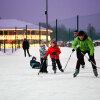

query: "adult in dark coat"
left=22, top=39, right=31, bottom=57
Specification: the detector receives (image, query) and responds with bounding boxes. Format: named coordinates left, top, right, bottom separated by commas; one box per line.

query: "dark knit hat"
left=78, top=31, right=85, bottom=36
left=32, top=56, right=36, bottom=60
left=40, top=44, right=45, bottom=47
left=74, top=30, right=78, bottom=33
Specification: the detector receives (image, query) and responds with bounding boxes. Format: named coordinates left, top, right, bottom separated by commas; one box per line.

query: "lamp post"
left=56, top=19, right=58, bottom=43
left=39, top=23, right=41, bottom=45
left=26, top=25, right=27, bottom=39
left=77, top=15, right=79, bottom=32
left=4, top=36, right=5, bottom=53
left=3, top=31, right=6, bottom=53
left=45, top=0, right=48, bottom=47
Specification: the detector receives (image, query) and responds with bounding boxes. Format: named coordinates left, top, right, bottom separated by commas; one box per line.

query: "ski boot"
left=53, top=68, right=57, bottom=74
left=44, top=70, right=48, bottom=73
left=29, top=55, right=32, bottom=57
left=93, top=69, right=98, bottom=77
left=60, top=68, right=64, bottom=72
left=54, top=69, right=57, bottom=73
left=82, top=65, right=85, bottom=68
left=73, top=69, right=79, bottom=77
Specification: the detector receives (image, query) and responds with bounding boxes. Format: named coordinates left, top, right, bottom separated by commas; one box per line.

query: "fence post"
left=18, top=40, right=20, bottom=48
left=77, top=15, right=79, bottom=32
left=39, top=23, right=41, bottom=45
left=69, top=28, right=70, bottom=42
left=4, top=40, right=5, bottom=53
left=26, top=25, right=27, bottom=39
left=0, top=42, right=1, bottom=51
left=56, top=19, right=58, bottom=43
left=12, top=41, right=13, bottom=53
left=15, top=27, right=16, bottom=51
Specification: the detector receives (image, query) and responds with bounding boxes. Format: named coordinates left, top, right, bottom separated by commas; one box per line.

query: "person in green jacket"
left=72, top=30, right=98, bottom=77
left=73, top=30, right=85, bottom=68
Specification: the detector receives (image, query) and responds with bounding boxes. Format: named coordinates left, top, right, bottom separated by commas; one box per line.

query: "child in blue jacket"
left=30, top=57, right=40, bottom=69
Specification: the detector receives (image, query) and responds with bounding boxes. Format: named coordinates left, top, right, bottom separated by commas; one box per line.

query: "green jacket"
left=72, top=35, right=94, bottom=56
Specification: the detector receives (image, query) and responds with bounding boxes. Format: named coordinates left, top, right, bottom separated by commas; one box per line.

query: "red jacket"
left=45, top=45, right=61, bottom=59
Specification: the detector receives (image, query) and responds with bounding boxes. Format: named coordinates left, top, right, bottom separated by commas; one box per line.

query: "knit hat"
left=74, top=30, right=78, bottom=33
left=40, top=44, right=45, bottom=47
left=32, top=56, right=36, bottom=60
left=51, top=39, right=56, bottom=44
left=78, top=31, right=85, bottom=36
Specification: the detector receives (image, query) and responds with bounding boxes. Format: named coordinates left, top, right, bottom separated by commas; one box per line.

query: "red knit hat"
left=51, top=39, right=56, bottom=44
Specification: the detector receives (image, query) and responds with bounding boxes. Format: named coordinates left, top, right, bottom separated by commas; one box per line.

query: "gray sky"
left=0, top=0, right=100, bottom=24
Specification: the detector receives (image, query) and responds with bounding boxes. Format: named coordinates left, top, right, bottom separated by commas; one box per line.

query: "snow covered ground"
left=0, top=47, right=100, bottom=100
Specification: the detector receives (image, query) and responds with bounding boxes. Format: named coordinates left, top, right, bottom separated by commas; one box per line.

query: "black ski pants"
left=51, top=58, right=62, bottom=70
left=24, top=49, right=30, bottom=57
left=76, top=50, right=85, bottom=66
left=76, top=50, right=96, bottom=70
left=40, top=58, right=47, bottom=72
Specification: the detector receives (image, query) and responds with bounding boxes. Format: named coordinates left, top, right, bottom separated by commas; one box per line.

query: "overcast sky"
left=0, top=0, right=100, bottom=24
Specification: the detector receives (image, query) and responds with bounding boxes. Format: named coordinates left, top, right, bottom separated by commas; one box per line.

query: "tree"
left=87, top=24, right=96, bottom=40
left=39, top=22, right=73, bottom=42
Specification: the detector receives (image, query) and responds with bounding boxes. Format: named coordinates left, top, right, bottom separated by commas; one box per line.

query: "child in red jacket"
left=45, top=39, right=64, bottom=73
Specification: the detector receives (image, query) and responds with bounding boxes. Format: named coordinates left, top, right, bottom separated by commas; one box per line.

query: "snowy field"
left=0, top=47, right=100, bottom=100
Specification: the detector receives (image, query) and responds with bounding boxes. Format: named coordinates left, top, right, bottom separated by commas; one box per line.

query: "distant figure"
left=22, top=38, right=31, bottom=57
left=73, top=30, right=79, bottom=39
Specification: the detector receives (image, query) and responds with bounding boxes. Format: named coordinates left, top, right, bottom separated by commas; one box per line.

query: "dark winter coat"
left=22, top=40, right=29, bottom=49
left=45, top=45, right=61, bottom=59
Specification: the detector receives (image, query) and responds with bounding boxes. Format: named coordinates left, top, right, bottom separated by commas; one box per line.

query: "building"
left=0, top=19, right=52, bottom=49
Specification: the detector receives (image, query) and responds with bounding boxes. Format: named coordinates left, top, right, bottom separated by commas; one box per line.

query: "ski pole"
left=38, top=59, right=46, bottom=75
left=81, top=52, right=98, bottom=68
left=64, top=51, right=73, bottom=71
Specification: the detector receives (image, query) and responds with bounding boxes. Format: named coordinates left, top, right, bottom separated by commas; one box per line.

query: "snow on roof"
left=0, top=19, right=46, bottom=30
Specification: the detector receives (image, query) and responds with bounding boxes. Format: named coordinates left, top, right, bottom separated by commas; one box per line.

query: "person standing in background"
left=22, top=38, right=32, bottom=57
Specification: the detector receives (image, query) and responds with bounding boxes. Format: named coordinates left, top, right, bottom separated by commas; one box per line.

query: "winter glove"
left=43, top=57, right=47, bottom=60
left=72, top=49, right=75, bottom=52
left=88, top=56, right=92, bottom=62
left=52, top=52, right=57, bottom=55
left=77, top=47, right=81, bottom=53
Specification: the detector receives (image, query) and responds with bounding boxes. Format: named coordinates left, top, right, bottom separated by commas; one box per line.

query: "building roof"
left=0, top=19, right=52, bottom=32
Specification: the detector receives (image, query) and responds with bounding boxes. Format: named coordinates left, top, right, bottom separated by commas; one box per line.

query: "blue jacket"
left=30, top=60, right=40, bottom=68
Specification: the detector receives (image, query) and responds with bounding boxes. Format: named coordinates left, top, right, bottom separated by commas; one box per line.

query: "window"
left=4, top=31, right=7, bottom=35
left=0, top=31, right=3, bottom=35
